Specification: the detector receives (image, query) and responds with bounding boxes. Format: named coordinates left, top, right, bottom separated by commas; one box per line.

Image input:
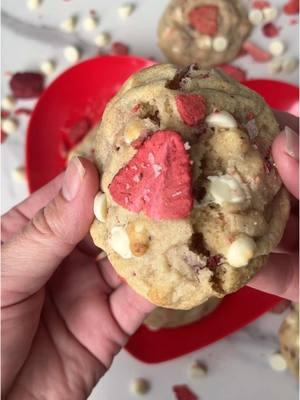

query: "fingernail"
left=284, top=126, right=299, bottom=160
left=62, top=157, right=86, bottom=201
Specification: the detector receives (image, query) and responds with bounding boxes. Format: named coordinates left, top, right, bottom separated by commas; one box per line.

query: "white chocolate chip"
left=172, top=45, right=181, bottom=54
left=208, top=175, right=245, bottom=205
left=269, top=40, right=285, bottom=56
left=12, top=166, right=26, bottom=182
left=64, top=46, right=80, bottom=63
left=40, top=60, right=55, bottom=76
left=281, top=57, right=298, bottom=73
left=129, top=378, right=150, bottom=395
left=212, top=36, right=228, bottom=52
left=109, top=226, right=132, bottom=259
left=226, top=234, right=256, bottom=268
left=118, top=3, right=136, bottom=19
left=1, top=118, right=18, bottom=135
left=196, top=35, right=212, bottom=49
left=60, top=16, right=77, bottom=32
left=93, top=192, right=107, bottom=222
left=82, top=16, right=98, bottom=32
left=205, top=111, right=237, bottom=129
left=173, top=7, right=184, bottom=23
left=94, top=32, right=111, bottom=47
left=248, top=9, right=264, bottom=25
left=268, top=58, right=282, bottom=74
left=1, top=95, right=16, bottom=111
left=263, top=7, right=278, bottom=22
left=27, top=0, right=42, bottom=11
left=188, top=361, right=207, bottom=379
left=269, top=353, right=287, bottom=371
left=184, top=142, right=191, bottom=150
left=124, top=119, right=146, bottom=144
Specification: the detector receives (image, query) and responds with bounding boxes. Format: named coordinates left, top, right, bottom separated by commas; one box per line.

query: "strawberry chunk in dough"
left=176, top=94, right=206, bottom=126
left=109, top=130, right=193, bottom=220
left=188, top=6, right=219, bottom=36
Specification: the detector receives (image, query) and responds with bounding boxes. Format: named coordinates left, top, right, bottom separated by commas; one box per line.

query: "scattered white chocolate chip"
left=262, top=7, right=278, bottom=22
left=94, top=32, right=111, bottom=47
left=269, top=40, right=285, bottom=56
left=268, top=58, right=282, bottom=74
left=208, top=175, right=245, bottom=205
left=129, top=378, right=150, bottom=395
left=1, top=118, right=18, bottom=135
left=269, top=353, right=287, bottom=371
left=60, top=16, right=77, bottom=32
left=1, top=95, right=16, bottom=111
left=248, top=9, right=264, bottom=25
left=64, top=46, right=80, bottom=63
left=93, top=192, right=107, bottom=222
left=226, top=234, right=256, bottom=268
left=281, top=57, right=298, bottom=73
left=212, top=36, right=228, bottom=52
left=27, top=0, right=42, bottom=11
left=196, top=35, right=212, bottom=49
left=205, top=111, right=237, bottom=129
left=109, top=226, right=132, bottom=259
left=172, top=45, right=181, bottom=54
left=124, top=119, right=146, bottom=144
left=173, top=7, right=184, bottom=23
left=82, top=16, right=98, bottom=32
left=184, top=142, right=191, bottom=150
left=40, top=60, right=55, bottom=76
left=12, top=166, right=26, bottom=182
left=188, top=361, right=207, bottom=379
left=118, top=3, right=136, bottom=19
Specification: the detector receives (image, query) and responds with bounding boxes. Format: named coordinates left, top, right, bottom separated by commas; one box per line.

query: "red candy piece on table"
left=109, top=130, right=193, bottom=220
left=219, top=64, right=247, bottom=82
left=10, top=72, right=44, bottom=99
left=173, top=385, right=198, bottom=400
left=1, top=130, right=8, bottom=144
left=188, top=6, right=218, bottom=36
left=176, top=94, right=206, bottom=127
left=252, top=0, right=270, bottom=9
left=111, top=42, right=129, bottom=55
left=283, top=0, right=299, bottom=15
left=262, top=23, right=280, bottom=38
left=243, top=41, right=272, bottom=62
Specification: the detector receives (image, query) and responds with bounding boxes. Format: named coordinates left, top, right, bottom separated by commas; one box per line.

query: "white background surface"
left=1, top=0, right=299, bottom=399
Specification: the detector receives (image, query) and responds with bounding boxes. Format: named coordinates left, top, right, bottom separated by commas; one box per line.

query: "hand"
left=1, top=157, right=154, bottom=399
left=247, top=111, right=299, bottom=301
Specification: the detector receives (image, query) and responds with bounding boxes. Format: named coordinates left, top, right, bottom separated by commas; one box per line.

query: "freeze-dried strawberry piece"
left=1, top=130, right=8, bottom=144
left=262, top=23, right=281, bottom=38
left=283, top=0, right=299, bottom=15
left=111, top=41, right=129, bottom=55
left=109, top=130, right=193, bottom=220
left=206, top=254, right=222, bottom=269
left=10, top=72, right=44, bottom=99
left=252, top=0, right=270, bottom=9
left=1, top=110, right=10, bottom=119
left=219, top=64, right=247, bottom=82
left=243, top=41, right=272, bottom=62
left=173, top=385, right=198, bottom=400
left=176, top=94, right=206, bottom=127
left=68, top=117, right=91, bottom=145
left=188, top=6, right=219, bottom=35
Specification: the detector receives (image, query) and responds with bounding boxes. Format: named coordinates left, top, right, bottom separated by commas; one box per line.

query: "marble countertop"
left=1, top=0, right=299, bottom=399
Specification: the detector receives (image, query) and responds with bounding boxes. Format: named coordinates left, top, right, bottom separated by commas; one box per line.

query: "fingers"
left=247, top=253, right=299, bottom=302
left=273, top=110, right=299, bottom=132
left=1, top=174, right=64, bottom=242
left=274, top=213, right=299, bottom=254
left=272, top=128, right=299, bottom=199
left=109, top=284, right=155, bottom=336
left=2, top=157, right=99, bottom=306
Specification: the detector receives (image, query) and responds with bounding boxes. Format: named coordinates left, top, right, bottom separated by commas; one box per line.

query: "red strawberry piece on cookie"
left=188, top=6, right=219, bottom=36
left=176, top=94, right=206, bottom=127
left=283, top=0, right=299, bottom=15
left=109, top=130, right=193, bottom=220
left=173, top=385, right=198, bottom=400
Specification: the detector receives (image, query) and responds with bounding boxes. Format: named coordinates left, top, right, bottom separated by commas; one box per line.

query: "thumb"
left=2, top=157, right=99, bottom=305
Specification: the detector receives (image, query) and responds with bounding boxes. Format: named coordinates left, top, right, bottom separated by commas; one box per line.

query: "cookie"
left=144, top=298, right=221, bottom=329
left=279, top=304, right=299, bottom=379
left=67, top=124, right=98, bottom=161
left=158, top=0, right=252, bottom=68
left=90, top=63, right=290, bottom=310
